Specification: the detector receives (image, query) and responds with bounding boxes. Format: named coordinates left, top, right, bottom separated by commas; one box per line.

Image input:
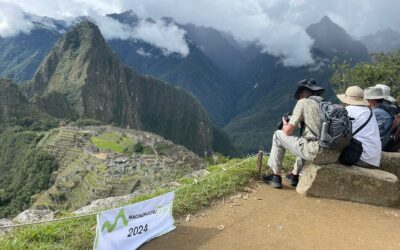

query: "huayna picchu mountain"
left=23, top=21, right=237, bottom=156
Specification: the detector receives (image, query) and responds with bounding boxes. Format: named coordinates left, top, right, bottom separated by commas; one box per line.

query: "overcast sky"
left=1, top=0, right=399, bottom=66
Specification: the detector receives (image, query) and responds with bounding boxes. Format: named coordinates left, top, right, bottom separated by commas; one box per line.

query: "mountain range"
left=0, top=12, right=388, bottom=153
left=3, top=21, right=237, bottom=157
left=361, top=29, right=400, bottom=53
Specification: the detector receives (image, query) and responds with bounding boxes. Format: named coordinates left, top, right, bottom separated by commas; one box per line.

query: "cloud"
left=125, top=0, right=400, bottom=65
left=1, top=0, right=400, bottom=65
left=133, top=20, right=189, bottom=56
left=126, top=0, right=316, bottom=66
left=0, top=1, right=33, bottom=37
left=87, top=13, right=189, bottom=56
left=0, top=0, right=188, bottom=56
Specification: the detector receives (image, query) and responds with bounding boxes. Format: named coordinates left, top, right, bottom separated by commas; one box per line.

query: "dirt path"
left=142, top=181, right=400, bottom=250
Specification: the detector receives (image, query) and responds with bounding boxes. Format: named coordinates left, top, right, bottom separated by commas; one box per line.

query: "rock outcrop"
left=0, top=219, right=14, bottom=236
left=297, top=163, right=400, bottom=207
left=380, top=152, right=400, bottom=179
left=73, top=190, right=146, bottom=215
left=14, top=209, right=55, bottom=224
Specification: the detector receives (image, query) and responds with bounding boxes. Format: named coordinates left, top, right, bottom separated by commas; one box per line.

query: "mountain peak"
left=309, top=15, right=344, bottom=33
left=60, top=21, right=106, bottom=50
left=306, top=16, right=369, bottom=62
left=107, top=10, right=140, bottom=26
left=319, top=15, right=334, bottom=24
left=28, top=21, right=116, bottom=105
left=361, top=28, right=400, bottom=53
left=161, top=17, right=175, bottom=25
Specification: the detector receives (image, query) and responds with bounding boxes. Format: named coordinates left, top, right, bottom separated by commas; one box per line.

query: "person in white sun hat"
left=365, top=86, right=395, bottom=150
left=374, top=84, right=400, bottom=114
left=337, top=86, right=381, bottom=168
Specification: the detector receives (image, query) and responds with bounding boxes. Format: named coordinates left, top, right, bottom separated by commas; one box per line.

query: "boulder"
left=73, top=190, right=146, bottom=215
left=14, top=209, right=55, bottom=224
left=380, top=152, right=400, bottom=179
left=185, top=169, right=210, bottom=179
left=297, top=163, right=400, bottom=207
left=0, top=218, right=14, bottom=236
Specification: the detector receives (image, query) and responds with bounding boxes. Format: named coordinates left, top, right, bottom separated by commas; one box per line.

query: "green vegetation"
left=0, top=129, right=59, bottom=218
left=177, top=177, right=195, bottom=185
left=0, top=155, right=294, bottom=249
left=0, top=79, right=58, bottom=132
left=90, top=132, right=135, bottom=154
left=205, top=152, right=229, bottom=166
left=331, top=51, right=400, bottom=97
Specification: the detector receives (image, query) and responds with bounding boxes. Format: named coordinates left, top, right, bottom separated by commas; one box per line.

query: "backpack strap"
left=352, top=109, right=373, bottom=136
left=375, top=104, right=395, bottom=117
left=303, top=96, right=322, bottom=138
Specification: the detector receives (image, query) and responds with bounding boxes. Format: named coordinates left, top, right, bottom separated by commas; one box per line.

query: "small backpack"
left=308, top=96, right=352, bottom=149
left=374, top=104, right=400, bottom=152
left=384, top=113, right=400, bottom=152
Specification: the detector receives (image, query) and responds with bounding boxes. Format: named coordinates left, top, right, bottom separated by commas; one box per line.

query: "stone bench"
left=297, top=163, right=400, bottom=207
left=380, top=151, right=400, bottom=179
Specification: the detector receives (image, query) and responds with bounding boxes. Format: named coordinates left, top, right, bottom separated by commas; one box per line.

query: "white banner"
left=94, top=192, right=176, bottom=250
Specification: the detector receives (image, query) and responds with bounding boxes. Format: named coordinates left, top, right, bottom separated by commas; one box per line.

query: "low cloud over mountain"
left=1, top=0, right=400, bottom=65
left=0, top=1, right=189, bottom=56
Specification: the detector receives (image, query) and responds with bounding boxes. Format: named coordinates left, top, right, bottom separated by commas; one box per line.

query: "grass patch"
left=177, top=178, right=194, bottom=185
left=90, top=132, right=134, bottom=154
left=0, top=154, right=298, bottom=250
left=207, top=165, right=223, bottom=173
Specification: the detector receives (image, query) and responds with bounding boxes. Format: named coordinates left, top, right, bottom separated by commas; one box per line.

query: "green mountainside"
left=0, top=78, right=57, bottom=131
left=0, top=28, right=60, bottom=82
left=224, top=57, right=333, bottom=153
left=23, top=21, right=237, bottom=156
left=0, top=128, right=59, bottom=218
left=108, top=38, right=235, bottom=126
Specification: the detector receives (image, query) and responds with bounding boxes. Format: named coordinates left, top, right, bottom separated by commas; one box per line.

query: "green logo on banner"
left=102, top=209, right=128, bottom=233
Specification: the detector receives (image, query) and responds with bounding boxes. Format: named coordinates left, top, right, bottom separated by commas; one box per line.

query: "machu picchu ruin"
left=32, top=126, right=205, bottom=211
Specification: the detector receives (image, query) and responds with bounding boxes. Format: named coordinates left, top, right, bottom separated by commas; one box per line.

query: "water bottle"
left=320, top=122, right=331, bottom=142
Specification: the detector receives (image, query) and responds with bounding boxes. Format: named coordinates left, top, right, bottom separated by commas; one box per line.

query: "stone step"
left=297, top=163, right=400, bottom=207
left=380, top=152, right=400, bottom=179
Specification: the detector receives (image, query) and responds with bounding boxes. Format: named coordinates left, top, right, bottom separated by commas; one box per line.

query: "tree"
left=331, top=50, right=400, bottom=100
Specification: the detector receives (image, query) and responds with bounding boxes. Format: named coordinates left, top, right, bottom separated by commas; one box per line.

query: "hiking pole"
left=256, top=150, right=263, bottom=178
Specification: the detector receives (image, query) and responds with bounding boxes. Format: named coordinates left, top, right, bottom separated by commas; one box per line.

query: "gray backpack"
left=308, top=96, right=352, bottom=149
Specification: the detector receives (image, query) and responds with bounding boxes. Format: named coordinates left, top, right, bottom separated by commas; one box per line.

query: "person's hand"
left=282, top=117, right=288, bottom=126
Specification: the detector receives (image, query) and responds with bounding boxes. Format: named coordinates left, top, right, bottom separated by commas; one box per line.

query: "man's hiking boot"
left=262, top=173, right=282, bottom=189
left=285, top=173, right=299, bottom=187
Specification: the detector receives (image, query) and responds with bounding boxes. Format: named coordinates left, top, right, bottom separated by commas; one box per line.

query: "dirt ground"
left=141, top=181, right=400, bottom=250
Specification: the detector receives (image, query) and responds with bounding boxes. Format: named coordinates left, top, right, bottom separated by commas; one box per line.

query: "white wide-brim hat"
left=375, top=84, right=397, bottom=103
left=386, top=96, right=397, bottom=103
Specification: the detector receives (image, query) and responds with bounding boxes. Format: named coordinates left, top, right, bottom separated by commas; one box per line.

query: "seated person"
left=364, top=86, right=395, bottom=149
left=263, top=79, right=342, bottom=188
left=375, top=84, right=400, bottom=115
left=337, top=86, right=381, bottom=168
